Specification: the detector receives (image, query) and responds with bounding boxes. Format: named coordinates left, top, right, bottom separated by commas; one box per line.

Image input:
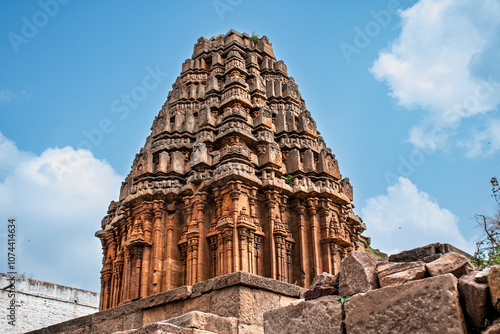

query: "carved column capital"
left=153, top=200, right=164, bottom=216
left=249, top=186, right=258, bottom=198
left=184, top=196, right=194, bottom=215
left=228, top=180, right=242, bottom=192
left=265, top=190, right=279, bottom=205
left=142, top=211, right=154, bottom=239
left=143, top=201, right=154, bottom=212
left=195, top=191, right=208, bottom=206
left=142, top=207, right=153, bottom=221
left=166, top=214, right=175, bottom=231
left=229, top=187, right=241, bottom=200
left=280, top=194, right=288, bottom=206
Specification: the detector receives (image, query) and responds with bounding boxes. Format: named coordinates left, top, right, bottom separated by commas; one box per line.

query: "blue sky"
left=1, top=0, right=499, bottom=292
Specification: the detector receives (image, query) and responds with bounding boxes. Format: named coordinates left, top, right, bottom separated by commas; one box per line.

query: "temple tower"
left=96, top=30, right=370, bottom=311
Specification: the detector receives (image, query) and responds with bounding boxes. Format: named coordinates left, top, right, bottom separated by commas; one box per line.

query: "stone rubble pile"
left=264, top=243, right=500, bottom=334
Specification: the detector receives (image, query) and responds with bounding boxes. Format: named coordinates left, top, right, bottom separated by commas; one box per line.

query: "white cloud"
left=0, top=132, right=122, bottom=291
left=361, top=177, right=475, bottom=255
left=371, top=0, right=500, bottom=154
left=0, top=89, right=29, bottom=104
left=461, top=118, right=500, bottom=157
left=0, top=89, right=17, bottom=103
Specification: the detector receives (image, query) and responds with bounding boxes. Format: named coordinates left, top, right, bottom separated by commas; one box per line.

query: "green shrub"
left=250, top=32, right=260, bottom=44
left=364, top=247, right=381, bottom=259
left=285, top=174, right=294, bottom=186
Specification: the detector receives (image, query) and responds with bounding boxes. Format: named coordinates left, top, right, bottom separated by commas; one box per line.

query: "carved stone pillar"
left=278, top=195, right=293, bottom=283
left=164, top=211, right=175, bottom=291
left=275, top=234, right=284, bottom=281
left=229, top=181, right=241, bottom=272
left=152, top=201, right=163, bottom=294
left=218, top=230, right=225, bottom=275
left=286, top=241, right=293, bottom=284
left=133, top=247, right=143, bottom=300
left=107, top=233, right=117, bottom=308
left=225, top=229, right=233, bottom=274
left=331, top=244, right=341, bottom=275
left=140, top=208, right=153, bottom=298
left=254, top=235, right=262, bottom=275
left=238, top=229, right=249, bottom=272
left=248, top=186, right=258, bottom=218
left=98, top=238, right=108, bottom=311
left=318, top=199, right=330, bottom=239
left=209, top=188, right=223, bottom=277
left=279, top=195, right=288, bottom=227
left=214, top=188, right=222, bottom=225
left=209, top=236, right=218, bottom=277
left=319, top=199, right=332, bottom=274
left=181, top=197, right=194, bottom=285
left=113, top=252, right=123, bottom=308
left=195, top=192, right=207, bottom=283
left=123, top=250, right=132, bottom=304
left=265, top=190, right=278, bottom=279
left=188, top=236, right=199, bottom=285
left=247, top=229, right=254, bottom=274
left=180, top=243, right=187, bottom=285
left=102, top=272, right=112, bottom=310
left=295, top=203, right=308, bottom=287
left=307, top=197, right=321, bottom=277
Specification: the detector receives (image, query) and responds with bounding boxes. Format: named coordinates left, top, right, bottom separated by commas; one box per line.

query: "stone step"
left=163, top=311, right=238, bottom=334
left=112, top=311, right=260, bottom=334
left=113, top=321, right=218, bottom=334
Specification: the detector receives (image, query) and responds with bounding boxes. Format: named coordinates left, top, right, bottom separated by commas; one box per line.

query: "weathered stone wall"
left=0, top=273, right=99, bottom=334
left=27, top=271, right=304, bottom=334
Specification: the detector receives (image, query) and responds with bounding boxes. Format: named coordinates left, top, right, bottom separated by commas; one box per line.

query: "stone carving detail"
left=96, top=29, right=369, bottom=311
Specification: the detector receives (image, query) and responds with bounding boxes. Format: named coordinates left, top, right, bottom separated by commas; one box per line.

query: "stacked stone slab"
left=96, top=29, right=369, bottom=310
left=265, top=248, right=500, bottom=334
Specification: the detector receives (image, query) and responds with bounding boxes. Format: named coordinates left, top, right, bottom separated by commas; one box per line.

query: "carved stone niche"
left=302, top=149, right=315, bottom=172
left=185, top=111, right=196, bottom=133
left=205, top=75, right=219, bottom=94
left=198, top=104, right=215, bottom=127
left=157, top=151, right=170, bottom=172
left=286, top=148, right=302, bottom=173
left=190, top=141, right=210, bottom=168
left=275, top=111, right=287, bottom=133
left=259, top=144, right=282, bottom=167
left=170, top=151, right=185, bottom=174
left=317, top=151, right=339, bottom=178
left=254, top=107, right=273, bottom=128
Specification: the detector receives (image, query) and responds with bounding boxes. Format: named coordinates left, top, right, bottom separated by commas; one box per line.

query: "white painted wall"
left=0, top=273, right=99, bottom=333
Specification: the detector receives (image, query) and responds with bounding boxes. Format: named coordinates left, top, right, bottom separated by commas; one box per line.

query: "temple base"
left=28, top=271, right=305, bottom=334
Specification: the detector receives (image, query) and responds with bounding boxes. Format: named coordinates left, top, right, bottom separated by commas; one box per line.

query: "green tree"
left=472, top=177, right=500, bottom=268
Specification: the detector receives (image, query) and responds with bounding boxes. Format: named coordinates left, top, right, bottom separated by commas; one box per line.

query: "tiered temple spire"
left=96, top=30, right=370, bottom=311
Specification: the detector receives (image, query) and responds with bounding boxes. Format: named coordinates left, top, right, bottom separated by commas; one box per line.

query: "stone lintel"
left=191, top=271, right=306, bottom=298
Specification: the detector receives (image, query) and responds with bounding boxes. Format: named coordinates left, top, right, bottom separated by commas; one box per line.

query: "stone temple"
left=96, top=29, right=370, bottom=311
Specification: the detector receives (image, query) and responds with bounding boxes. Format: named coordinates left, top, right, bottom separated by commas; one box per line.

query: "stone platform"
left=27, top=271, right=304, bottom=334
